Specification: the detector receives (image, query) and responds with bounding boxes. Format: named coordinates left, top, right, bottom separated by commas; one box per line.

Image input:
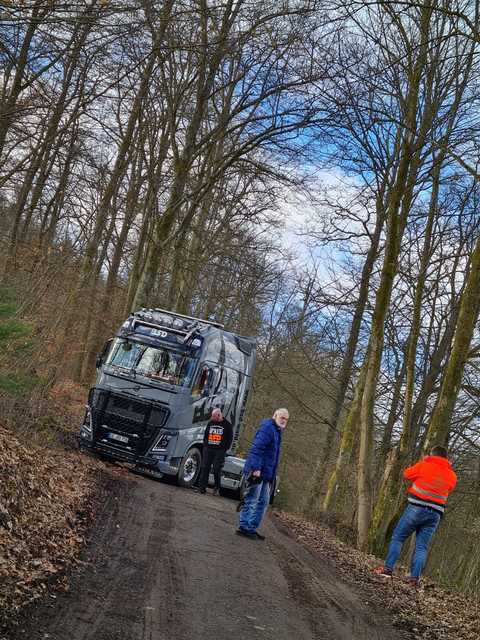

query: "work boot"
left=236, top=528, right=256, bottom=540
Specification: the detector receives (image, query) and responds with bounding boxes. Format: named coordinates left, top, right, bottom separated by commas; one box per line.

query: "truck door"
left=191, top=364, right=220, bottom=423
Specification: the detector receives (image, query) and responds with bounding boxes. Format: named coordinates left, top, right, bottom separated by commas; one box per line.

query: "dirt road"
left=10, top=474, right=410, bottom=640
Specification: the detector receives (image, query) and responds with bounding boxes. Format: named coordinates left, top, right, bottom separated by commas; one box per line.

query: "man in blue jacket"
left=236, top=408, right=289, bottom=540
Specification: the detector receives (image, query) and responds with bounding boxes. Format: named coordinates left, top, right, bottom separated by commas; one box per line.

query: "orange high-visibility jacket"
left=404, top=455, right=457, bottom=510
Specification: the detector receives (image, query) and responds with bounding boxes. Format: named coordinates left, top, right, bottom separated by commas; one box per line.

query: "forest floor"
left=0, top=423, right=125, bottom=633
left=0, top=427, right=478, bottom=640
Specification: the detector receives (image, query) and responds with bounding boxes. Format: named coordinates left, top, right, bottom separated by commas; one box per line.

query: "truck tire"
left=177, top=447, right=202, bottom=487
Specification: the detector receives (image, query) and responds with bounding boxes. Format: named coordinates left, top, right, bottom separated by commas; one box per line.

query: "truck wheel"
left=178, top=447, right=202, bottom=487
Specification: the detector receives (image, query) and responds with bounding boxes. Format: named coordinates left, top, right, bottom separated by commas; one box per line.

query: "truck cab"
left=79, top=308, right=256, bottom=490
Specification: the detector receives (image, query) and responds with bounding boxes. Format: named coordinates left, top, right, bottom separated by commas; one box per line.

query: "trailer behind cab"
left=79, top=308, right=256, bottom=492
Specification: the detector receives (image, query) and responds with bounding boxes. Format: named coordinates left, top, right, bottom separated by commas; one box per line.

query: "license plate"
left=108, top=432, right=129, bottom=443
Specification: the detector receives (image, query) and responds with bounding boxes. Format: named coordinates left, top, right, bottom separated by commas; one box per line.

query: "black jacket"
left=203, top=418, right=233, bottom=451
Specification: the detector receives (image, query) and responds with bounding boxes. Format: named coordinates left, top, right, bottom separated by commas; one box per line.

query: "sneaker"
left=212, top=487, right=219, bottom=496
left=404, top=577, right=419, bottom=587
left=236, top=528, right=257, bottom=540
left=254, top=532, right=266, bottom=540
left=373, top=566, right=393, bottom=578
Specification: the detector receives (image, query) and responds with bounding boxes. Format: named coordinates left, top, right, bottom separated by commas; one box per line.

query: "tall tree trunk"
left=378, top=355, right=407, bottom=471
left=4, top=12, right=91, bottom=272
left=322, top=363, right=368, bottom=512
left=423, top=234, right=480, bottom=449
left=368, top=153, right=441, bottom=553
left=166, top=144, right=225, bottom=313
left=356, top=1, right=434, bottom=550
left=304, top=191, right=386, bottom=516
left=368, top=24, right=476, bottom=549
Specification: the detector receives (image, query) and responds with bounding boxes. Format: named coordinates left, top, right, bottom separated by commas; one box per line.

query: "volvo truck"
left=79, top=308, right=256, bottom=493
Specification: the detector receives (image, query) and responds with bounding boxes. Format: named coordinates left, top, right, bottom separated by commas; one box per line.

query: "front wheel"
left=177, top=447, right=202, bottom=487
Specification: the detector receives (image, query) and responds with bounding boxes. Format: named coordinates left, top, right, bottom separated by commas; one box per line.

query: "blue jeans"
left=384, top=504, right=441, bottom=578
left=238, top=479, right=271, bottom=533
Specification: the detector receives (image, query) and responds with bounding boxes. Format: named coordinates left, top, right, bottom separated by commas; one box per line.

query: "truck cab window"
left=136, top=347, right=196, bottom=387
left=192, top=365, right=213, bottom=397
left=106, top=339, right=142, bottom=370
left=105, top=338, right=196, bottom=387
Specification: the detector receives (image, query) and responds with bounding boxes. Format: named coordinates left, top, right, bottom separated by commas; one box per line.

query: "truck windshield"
left=105, top=339, right=196, bottom=388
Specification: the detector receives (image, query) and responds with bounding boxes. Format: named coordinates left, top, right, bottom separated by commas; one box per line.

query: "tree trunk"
left=322, top=363, right=368, bottom=512
left=423, top=233, right=480, bottom=449
left=304, top=191, right=386, bottom=516
left=368, top=153, right=441, bottom=553
left=356, top=0, right=434, bottom=550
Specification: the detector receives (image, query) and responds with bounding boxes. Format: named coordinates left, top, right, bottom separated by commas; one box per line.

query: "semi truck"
left=79, top=308, right=256, bottom=494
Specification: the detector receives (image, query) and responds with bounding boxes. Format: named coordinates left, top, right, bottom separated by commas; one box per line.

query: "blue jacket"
left=244, top=418, right=282, bottom=482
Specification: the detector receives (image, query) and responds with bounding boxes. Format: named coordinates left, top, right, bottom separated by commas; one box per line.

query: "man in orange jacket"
left=374, top=445, right=457, bottom=585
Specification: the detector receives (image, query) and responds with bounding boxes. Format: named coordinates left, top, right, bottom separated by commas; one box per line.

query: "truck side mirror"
left=96, top=338, right=113, bottom=369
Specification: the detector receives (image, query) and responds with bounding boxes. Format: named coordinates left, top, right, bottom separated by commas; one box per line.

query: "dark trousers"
left=199, top=448, right=225, bottom=490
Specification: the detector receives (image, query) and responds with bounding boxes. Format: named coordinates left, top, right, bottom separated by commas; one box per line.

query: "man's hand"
left=252, top=470, right=261, bottom=477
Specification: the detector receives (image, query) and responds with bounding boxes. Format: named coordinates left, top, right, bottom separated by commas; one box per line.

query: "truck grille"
left=91, top=390, right=169, bottom=454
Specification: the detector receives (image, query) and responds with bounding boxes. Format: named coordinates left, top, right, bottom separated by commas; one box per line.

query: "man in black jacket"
left=196, top=408, right=233, bottom=495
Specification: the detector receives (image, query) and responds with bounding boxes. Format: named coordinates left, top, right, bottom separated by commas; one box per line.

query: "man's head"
left=211, top=408, right=223, bottom=422
left=273, top=408, right=289, bottom=429
left=430, top=445, right=448, bottom=458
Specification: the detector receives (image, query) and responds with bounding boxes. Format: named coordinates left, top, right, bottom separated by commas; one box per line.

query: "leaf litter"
left=0, top=425, right=126, bottom=633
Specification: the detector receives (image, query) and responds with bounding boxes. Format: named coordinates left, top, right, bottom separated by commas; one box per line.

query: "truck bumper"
left=78, top=435, right=179, bottom=476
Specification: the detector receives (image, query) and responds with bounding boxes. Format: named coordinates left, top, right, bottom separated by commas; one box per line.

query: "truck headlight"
left=152, top=430, right=176, bottom=451
left=80, top=406, right=93, bottom=440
